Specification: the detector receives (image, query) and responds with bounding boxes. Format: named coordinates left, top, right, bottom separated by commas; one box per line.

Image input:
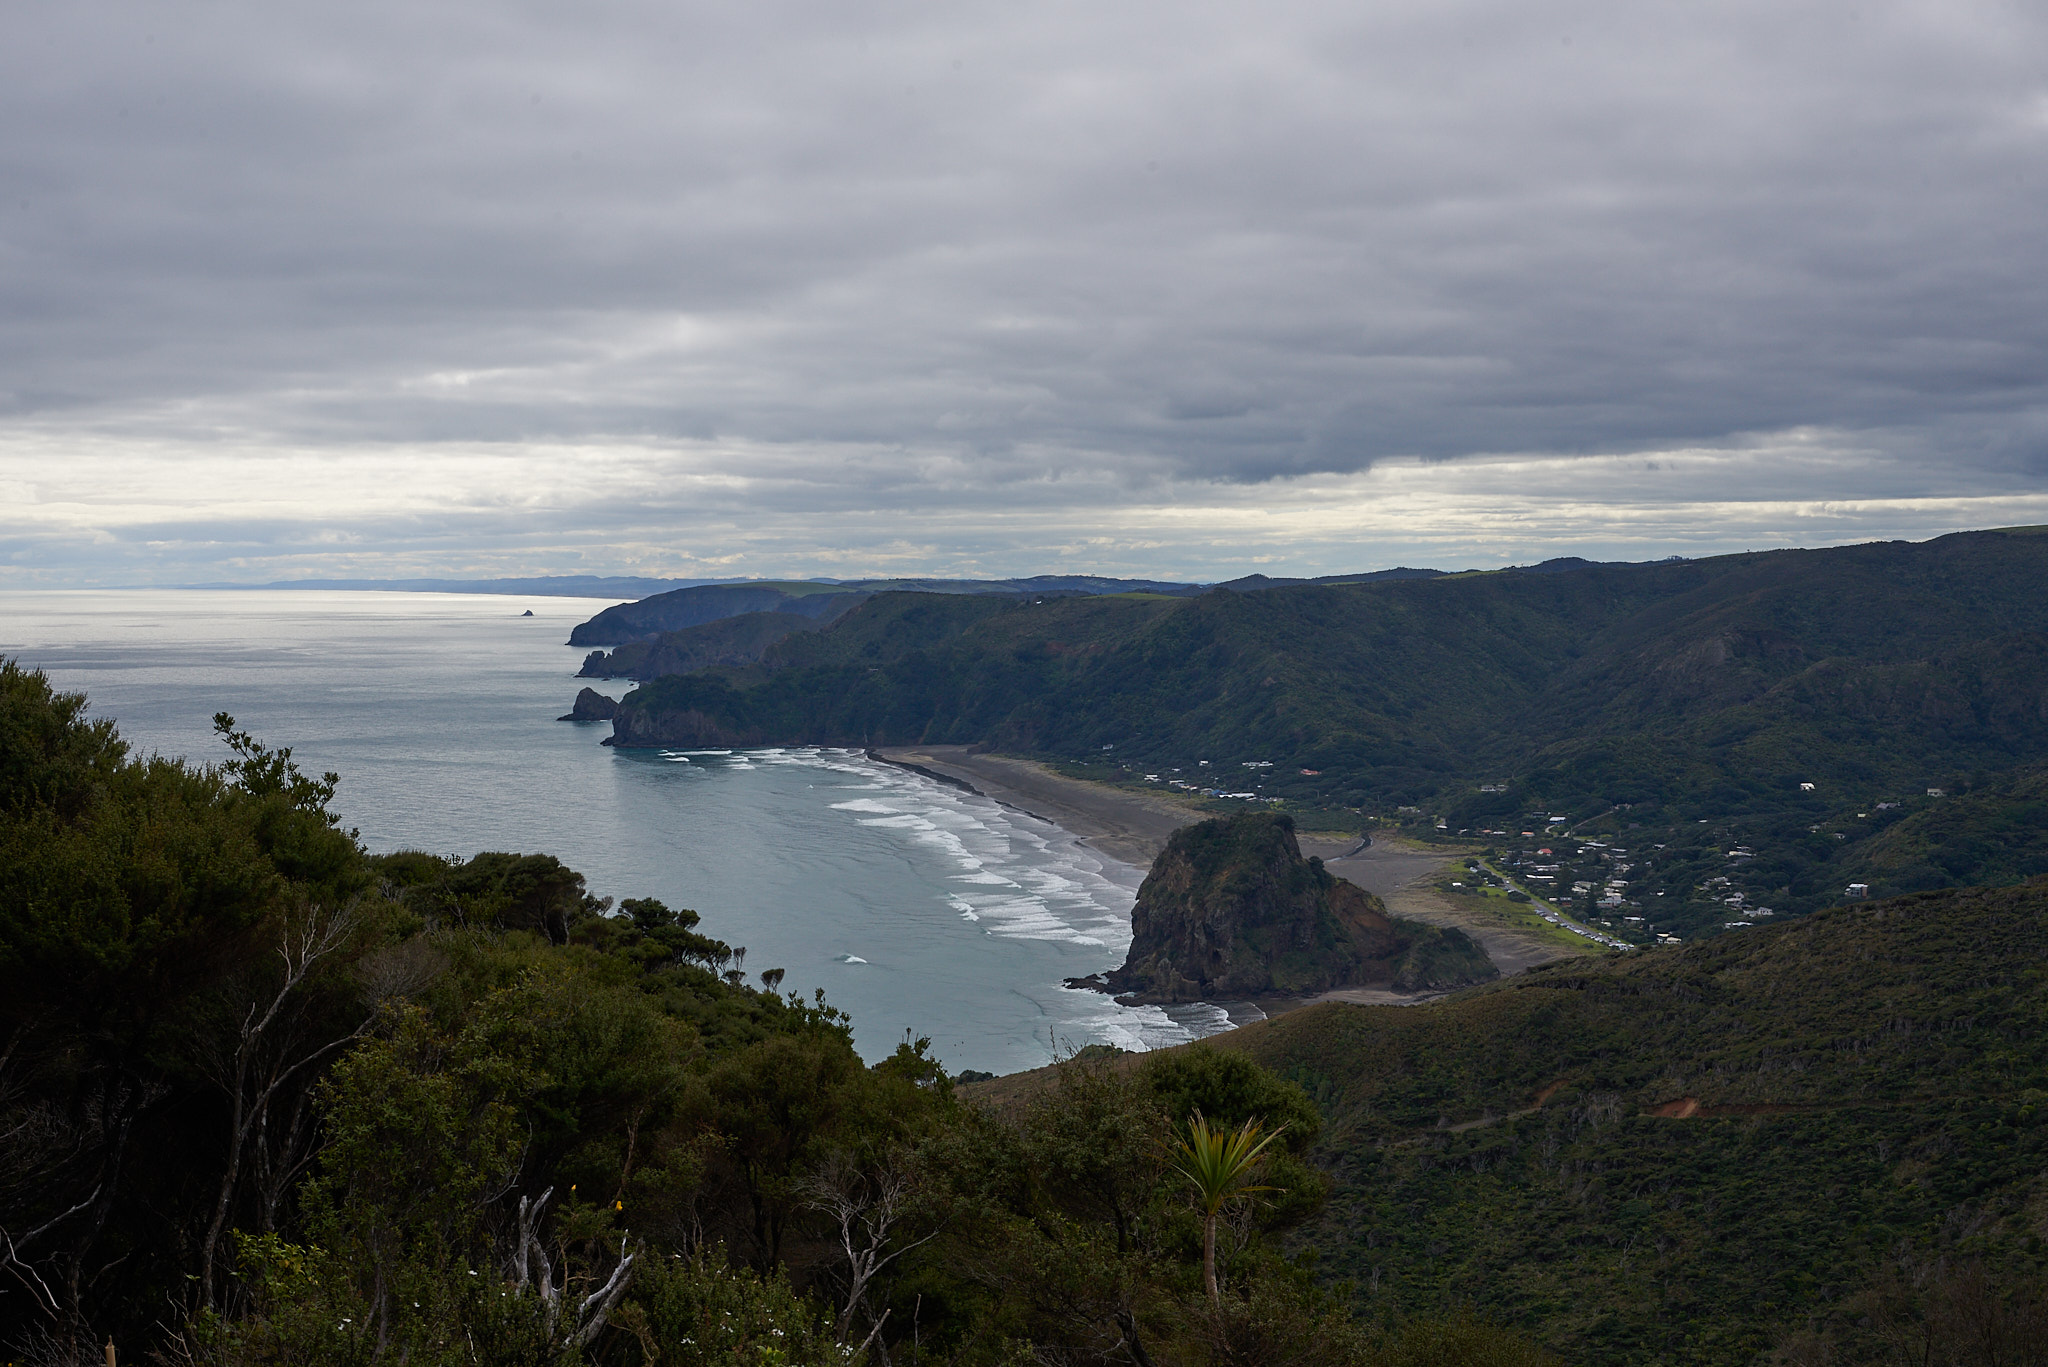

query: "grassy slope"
left=1206, top=879, right=2048, bottom=1364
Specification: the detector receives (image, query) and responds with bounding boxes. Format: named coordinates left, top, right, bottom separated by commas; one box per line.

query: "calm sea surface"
left=0, top=589, right=1231, bottom=1074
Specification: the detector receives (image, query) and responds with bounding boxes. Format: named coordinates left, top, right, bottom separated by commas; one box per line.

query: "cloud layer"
left=2, top=0, right=2044, bottom=580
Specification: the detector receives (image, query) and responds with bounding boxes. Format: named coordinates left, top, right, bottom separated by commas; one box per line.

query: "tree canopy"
left=2, top=661, right=1545, bottom=1366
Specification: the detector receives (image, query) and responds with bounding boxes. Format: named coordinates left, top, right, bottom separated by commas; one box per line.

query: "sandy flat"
left=1383, top=883, right=1586, bottom=976
left=1322, top=836, right=1586, bottom=977
left=1311, top=836, right=1443, bottom=893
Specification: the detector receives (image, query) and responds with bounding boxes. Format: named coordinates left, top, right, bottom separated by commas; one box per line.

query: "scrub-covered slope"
left=1213, top=878, right=2048, bottom=1364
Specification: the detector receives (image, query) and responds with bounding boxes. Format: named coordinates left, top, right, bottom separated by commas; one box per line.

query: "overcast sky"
left=2, top=0, right=2044, bottom=583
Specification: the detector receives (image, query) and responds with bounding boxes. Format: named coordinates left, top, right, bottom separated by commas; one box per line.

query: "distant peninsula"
left=181, top=574, right=744, bottom=597
left=563, top=574, right=1221, bottom=647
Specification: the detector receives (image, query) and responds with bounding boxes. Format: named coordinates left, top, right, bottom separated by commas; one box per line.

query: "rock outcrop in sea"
left=1102, top=812, right=1495, bottom=1002
left=558, top=687, right=620, bottom=722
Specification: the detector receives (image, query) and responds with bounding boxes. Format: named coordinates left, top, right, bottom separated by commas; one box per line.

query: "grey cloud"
left=1, top=0, right=2045, bottom=574
left=6, top=438, right=2046, bottom=588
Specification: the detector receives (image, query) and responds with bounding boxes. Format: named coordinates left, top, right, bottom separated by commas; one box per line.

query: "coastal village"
left=1117, top=758, right=1950, bottom=948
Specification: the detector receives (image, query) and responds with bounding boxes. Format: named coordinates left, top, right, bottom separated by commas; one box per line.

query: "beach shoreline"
left=868, top=745, right=1198, bottom=871
left=870, top=747, right=1586, bottom=1021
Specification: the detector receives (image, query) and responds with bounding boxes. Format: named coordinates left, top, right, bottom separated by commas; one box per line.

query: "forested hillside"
left=0, top=662, right=1545, bottom=1366
left=577, top=608, right=822, bottom=679
left=603, top=528, right=2048, bottom=923
left=10, top=656, right=2048, bottom=1364
left=609, top=529, right=2048, bottom=796
left=1215, top=877, right=2048, bottom=1365
left=567, top=575, right=1209, bottom=647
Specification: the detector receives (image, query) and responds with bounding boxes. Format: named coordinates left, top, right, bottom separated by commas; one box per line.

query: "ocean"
left=0, top=589, right=1234, bottom=1074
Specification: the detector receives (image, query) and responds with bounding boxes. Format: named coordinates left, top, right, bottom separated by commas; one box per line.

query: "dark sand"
left=871, top=745, right=1198, bottom=870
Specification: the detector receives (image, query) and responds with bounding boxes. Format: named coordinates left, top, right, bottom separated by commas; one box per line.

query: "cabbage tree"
left=1169, top=1111, right=1285, bottom=1305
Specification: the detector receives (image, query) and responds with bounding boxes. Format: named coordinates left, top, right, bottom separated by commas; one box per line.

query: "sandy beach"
left=871, top=744, right=1199, bottom=869
left=871, top=746, right=1583, bottom=994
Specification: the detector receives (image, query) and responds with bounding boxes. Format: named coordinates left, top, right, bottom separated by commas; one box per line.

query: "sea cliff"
left=557, top=687, right=619, bottom=722
left=603, top=679, right=757, bottom=748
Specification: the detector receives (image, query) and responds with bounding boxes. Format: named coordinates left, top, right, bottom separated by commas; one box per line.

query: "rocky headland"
left=599, top=680, right=754, bottom=747
left=577, top=609, right=819, bottom=680
left=1098, top=812, right=1496, bottom=1003
left=557, top=687, right=619, bottom=722
left=567, top=583, right=868, bottom=647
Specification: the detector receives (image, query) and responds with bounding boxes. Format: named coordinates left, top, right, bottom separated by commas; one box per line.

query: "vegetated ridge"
left=590, top=527, right=2048, bottom=930
left=565, top=574, right=1218, bottom=646
left=567, top=563, right=1629, bottom=666
left=1202, top=875, right=2048, bottom=1365
left=568, top=580, right=871, bottom=645
left=576, top=609, right=824, bottom=678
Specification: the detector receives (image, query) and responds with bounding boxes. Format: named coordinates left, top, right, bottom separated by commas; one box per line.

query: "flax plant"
left=1169, top=1111, right=1285, bottom=1306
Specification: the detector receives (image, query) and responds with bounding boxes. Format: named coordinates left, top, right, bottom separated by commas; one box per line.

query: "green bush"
left=630, top=1253, right=849, bottom=1367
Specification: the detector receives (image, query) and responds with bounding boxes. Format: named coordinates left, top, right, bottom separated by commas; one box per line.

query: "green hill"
left=1851, top=765, right=2048, bottom=893
left=601, top=530, right=2048, bottom=924
left=567, top=580, right=870, bottom=645
left=1209, top=876, right=2048, bottom=1364
left=577, top=607, right=824, bottom=678
left=566, top=574, right=1213, bottom=646
left=613, top=529, right=2048, bottom=787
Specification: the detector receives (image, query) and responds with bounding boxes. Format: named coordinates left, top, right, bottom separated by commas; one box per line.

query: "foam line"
left=694, top=745, right=1242, bottom=1056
